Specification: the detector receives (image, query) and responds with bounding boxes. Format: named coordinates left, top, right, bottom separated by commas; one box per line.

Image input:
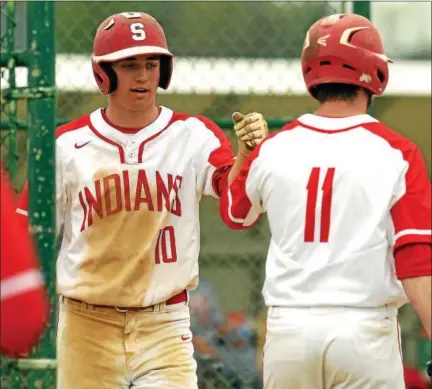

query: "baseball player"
left=16, top=11, right=267, bottom=389
left=220, top=13, right=431, bottom=389
left=1, top=166, right=49, bottom=357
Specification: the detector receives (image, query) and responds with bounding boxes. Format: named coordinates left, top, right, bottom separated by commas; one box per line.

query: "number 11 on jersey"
left=304, top=167, right=336, bottom=243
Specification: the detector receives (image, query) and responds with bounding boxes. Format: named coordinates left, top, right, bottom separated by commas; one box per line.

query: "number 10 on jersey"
left=155, top=226, right=177, bottom=263
left=304, top=167, right=335, bottom=243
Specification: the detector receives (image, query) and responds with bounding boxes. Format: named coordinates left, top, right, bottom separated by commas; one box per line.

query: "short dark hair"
left=310, top=83, right=373, bottom=108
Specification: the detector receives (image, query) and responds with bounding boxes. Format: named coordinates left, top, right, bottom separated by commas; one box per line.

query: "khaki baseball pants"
left=57, top=296, right=198, bottom=389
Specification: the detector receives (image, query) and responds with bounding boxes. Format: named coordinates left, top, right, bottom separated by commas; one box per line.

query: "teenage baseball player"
left=1, top=166, right=48, bottom=357
left=221, top=13, right=431, bottom=389
left=16, top=11, right=268, bottom=389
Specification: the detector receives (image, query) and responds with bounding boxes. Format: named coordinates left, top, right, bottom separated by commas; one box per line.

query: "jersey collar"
left=297, top=114, right=378, bottom=131
left=89, top=106, right=174, bottom=145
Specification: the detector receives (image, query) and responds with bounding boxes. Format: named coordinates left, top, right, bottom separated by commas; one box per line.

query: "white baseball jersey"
left=17, top=106, right=235, bottom=307
left=221, top=114, right=431, bottom=308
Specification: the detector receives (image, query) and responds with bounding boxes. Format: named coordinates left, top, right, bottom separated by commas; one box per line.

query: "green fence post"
left=25, top=1, right=57, bottom=388
left=3, top=1, right=18, bottom=186
left=353, top=1, right=371, bottom=19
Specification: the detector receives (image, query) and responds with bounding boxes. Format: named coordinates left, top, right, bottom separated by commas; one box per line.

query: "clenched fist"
left=232, top=112, right=268, bottom=156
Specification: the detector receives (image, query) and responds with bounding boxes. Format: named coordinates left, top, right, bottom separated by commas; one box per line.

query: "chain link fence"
left=54, top=2, right=345, bottom=121
left=1, top=2, right=429, bottom=388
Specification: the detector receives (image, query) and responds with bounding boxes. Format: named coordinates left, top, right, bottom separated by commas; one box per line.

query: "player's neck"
left=314, top=99, right=368, bottom=118
left=105, top=104, right=159, bottom=129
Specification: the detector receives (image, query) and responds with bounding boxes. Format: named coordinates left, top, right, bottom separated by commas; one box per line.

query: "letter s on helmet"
left=92, top=12, right=173, bottom=95
left=301, top=13, right=392, bottom=98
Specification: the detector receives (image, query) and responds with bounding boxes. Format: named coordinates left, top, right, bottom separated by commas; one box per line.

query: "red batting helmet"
left=301, top=13, right=392, bottom=97
left=92, top=12, right=173, bottom=95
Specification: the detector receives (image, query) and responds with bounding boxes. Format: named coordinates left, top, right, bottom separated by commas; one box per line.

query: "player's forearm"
left=228, top=152, right=248, bottom=185
left=401, top=276, right=432, bottom=339
left=221, top=149, right=261, bottom=230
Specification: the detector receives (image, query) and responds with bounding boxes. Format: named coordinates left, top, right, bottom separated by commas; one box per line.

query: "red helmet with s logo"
left=92, top=12, right=173, bottom=95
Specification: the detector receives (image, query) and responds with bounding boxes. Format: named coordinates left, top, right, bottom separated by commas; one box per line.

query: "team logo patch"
left=359, top=73, right=372, bottom=83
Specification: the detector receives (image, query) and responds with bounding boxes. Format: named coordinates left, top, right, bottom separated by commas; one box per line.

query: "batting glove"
left=232, top=112, right=268, bottom=156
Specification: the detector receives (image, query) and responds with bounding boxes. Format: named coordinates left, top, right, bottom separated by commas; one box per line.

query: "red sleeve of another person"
left=0, top=168, right=49, bottom=357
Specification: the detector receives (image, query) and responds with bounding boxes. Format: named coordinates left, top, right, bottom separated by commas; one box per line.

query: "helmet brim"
left=93, top=46, right=173, bottom=63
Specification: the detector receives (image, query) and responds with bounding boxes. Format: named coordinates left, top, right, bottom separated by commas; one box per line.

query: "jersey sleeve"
left=16, top=180, right=29, bottom=224
left=390, top=145, right=431, bottom=278
left=193, top=116, right=235, bottom=198
left=219, top=145, right=265, bottom=230
left=0, top=167, right=49, bottom=357
left=394, top=243, right=431, bottom=279
left=390, top=145, right=431, bottom=249
left=16, top=143, right=67, bottom=236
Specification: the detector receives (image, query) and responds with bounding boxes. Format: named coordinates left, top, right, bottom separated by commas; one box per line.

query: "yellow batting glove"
left=232, top=112, right=268, bottom=156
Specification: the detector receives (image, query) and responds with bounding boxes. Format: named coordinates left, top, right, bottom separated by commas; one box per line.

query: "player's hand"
left=232, top=112, right=268, bottom=156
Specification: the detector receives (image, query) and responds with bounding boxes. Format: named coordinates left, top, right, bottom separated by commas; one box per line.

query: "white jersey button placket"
left=126, top=141, right=138, bottom=164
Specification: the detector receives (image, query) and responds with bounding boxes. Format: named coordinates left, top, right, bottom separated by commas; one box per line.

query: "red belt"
left=64, top=289, right=187, bottom=312
left=165, top=289, right=188, bottom=305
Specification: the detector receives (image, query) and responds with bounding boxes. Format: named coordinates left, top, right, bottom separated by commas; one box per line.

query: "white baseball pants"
left=263, top=305, right=404, bottom=389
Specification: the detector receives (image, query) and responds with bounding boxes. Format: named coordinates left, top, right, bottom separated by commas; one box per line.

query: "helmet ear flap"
left=100, top=63, right=117, bottom=94
left=159, top=56, right=173, bottom=90
left=92, top=61, right=117, bottom=95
